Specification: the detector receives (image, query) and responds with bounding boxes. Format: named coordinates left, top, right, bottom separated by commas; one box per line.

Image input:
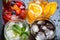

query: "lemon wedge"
left=44, top=2, right=57, bottom=18
left=27, top=3, right=42, bottom=24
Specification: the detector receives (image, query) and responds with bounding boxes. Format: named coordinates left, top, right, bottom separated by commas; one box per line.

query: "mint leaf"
left=21, top=34, right=28, bottom=40
left=12, top=26, right=22, bottom=35
left=12, top=24, right=22, bottom=35
left=13, top=24, right=21, bottom=30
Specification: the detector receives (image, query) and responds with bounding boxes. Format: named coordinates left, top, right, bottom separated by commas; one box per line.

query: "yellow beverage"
left=27, top=3, right=42, bottom=24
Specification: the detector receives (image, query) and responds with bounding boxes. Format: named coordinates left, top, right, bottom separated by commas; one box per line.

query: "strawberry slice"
left=19, top=10, right=26, bottom=19
left=16, top=1, right=23, bottom=7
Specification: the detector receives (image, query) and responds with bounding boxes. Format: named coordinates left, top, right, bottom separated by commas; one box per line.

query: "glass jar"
left=2, top=0, right=26, bottom=24
left=27, top=0, right=48, bottom=24
left=30, top=17, right=56, bottom=40
left=4, top=19, right=30, bottom=40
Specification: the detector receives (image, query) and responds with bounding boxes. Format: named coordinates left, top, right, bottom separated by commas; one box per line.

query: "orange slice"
left=44, top=2, right=57, bottom=18
left=27, top=3, right=42, bottom=24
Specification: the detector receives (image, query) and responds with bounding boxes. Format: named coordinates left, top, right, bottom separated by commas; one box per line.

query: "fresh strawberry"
left=19, top=10, right=26, bottom=19
left=16, top=1, right=23, bottom=7
left=16, top=1, right=26, bottom=10
left=2, top=10, right=12, bottom=23
left=16, top=10, right=21, bottom=15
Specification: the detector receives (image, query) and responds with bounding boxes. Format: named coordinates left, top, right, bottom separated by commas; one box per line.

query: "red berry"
left=2, top=10, right=12, bottom=23
left=19, top=10, right=26, bottom=19
left=16, top=9, right=21, bottom=15
left=16, top=1, right=23, bottom=7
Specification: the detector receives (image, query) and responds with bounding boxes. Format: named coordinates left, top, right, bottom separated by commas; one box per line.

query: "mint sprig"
left=12, top=24, right=29, bottom=37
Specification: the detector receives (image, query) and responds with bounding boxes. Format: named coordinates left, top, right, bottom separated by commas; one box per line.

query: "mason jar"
left=4, top=19, right=30, bottom=40
left=2, top=0, right=26, bottom=24
left=29, top=17, right=56, bottom=40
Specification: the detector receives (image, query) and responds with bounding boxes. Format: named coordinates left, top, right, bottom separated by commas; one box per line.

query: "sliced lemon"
left=27, top=10, right=36, bottom=24
left=44, top=2, right=57, bottom=18
left=40, top=2, right=48, bottom=14
left=28, top=3, right=42, bottom=17
left=27, top=3, right=42, bottom=24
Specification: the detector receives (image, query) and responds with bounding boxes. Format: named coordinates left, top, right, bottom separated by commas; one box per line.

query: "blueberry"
left=10, top=1, right=16, bottom=6
left=12, top=11, right=16, bottom=15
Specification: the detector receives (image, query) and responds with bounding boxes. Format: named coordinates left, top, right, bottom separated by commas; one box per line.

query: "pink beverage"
left=2, top=0, right=26, bottom=24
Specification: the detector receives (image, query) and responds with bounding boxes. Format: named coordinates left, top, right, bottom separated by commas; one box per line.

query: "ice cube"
left=37, top=21, right=45, bottom=25
left=11, top=15, right=18, bottom=20
left=42, top=26, right=48, bottom=30
left=35, top=32, right=45, bottom=40
left=31, top=25, right=39, bottom=33
left=7, top=22, right=15, bottom=30
left=15, top=34, right=20, bottom=40
left=45, top=30, right=55, bottom=39
left=19, top=22, right=23, bottom=28
left=25, top=27, right=29, bottom=32
left=6, top=30, right=15, bottom=38
left=8, top=22, right=15, bottom=26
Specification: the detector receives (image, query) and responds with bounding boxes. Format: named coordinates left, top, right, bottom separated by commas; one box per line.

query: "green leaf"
left=12, top=24, right=29, bottom=36
left=23, top=23, right=26, bottom=27
left=21, top=27, right=26, bottom=32
left=12, top=24, right=21, bottom=30
left=20, top=24, right=26, bottom=32
left=21, top=32, right=29, bottom=36
left=12, top=24, right=22, bottom=35
left=12, top=26, right=22, bottom=35
left=21, top=34, right=28, bottom=40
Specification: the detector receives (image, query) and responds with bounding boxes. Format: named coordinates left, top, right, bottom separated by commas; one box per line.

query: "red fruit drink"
left=2, top=0, right=26, bottom=24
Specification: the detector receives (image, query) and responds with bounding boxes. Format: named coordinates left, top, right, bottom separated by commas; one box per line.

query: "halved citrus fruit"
left=27, top=3, right=42, bottom=24
left=44, top=2, right=57, bottom=18
left=28, top=3, right=42, bottom=17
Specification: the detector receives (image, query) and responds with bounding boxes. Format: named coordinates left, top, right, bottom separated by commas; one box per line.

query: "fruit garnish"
left=12, top=23, right=29, bottom=40
left=12, top=11, right=16, bottom=15
left=27, top=11, right=36, bottom=24
left=3, top=10, right=12, bottom=22
left=12, top=23, right=28, bottom=36
left=19, top=10, right=26, bottom=19
left=28, top=3, right=42, bottom=17
left=43, top=2, right=57, bottom=18
left=27, top=3, right=42, bottom=24
left=11, top=4, right=20, bottom=11
left=10, top=1, right=16, bottom=6
left=16, top=1, right=23, bottom=7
